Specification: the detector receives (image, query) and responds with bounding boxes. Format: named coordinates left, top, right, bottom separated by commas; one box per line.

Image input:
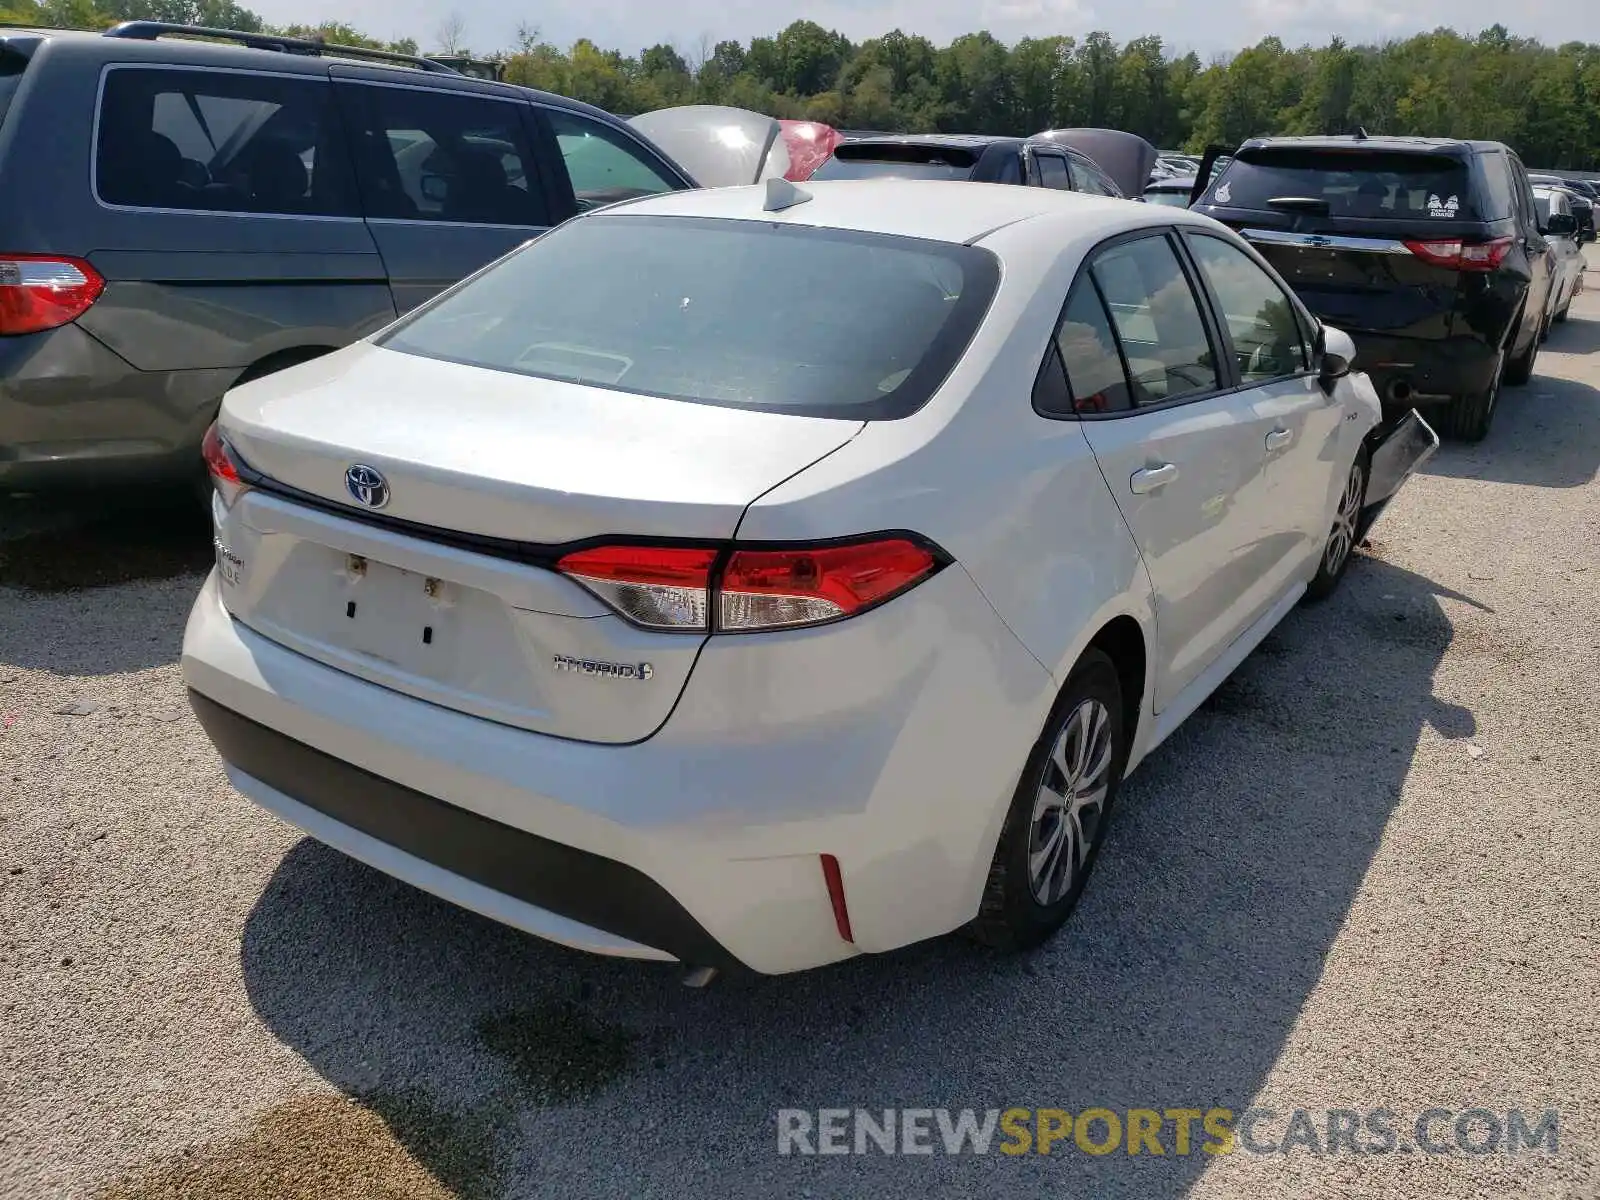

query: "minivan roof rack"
left=102, top=21, right=462, bottom=74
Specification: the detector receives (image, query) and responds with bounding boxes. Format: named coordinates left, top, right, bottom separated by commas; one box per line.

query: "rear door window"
left=1034, top=153, right=1071, bottom=190
left=96, top=67, right=355, bottom=216
left=342, top=85, right=548, bottom=227
left=1206, top=149, right=1476, bottom=220
left=1090, top=235, right=1220, bottom=406
left=378, top=213, right=999, bottom=421
left=1055, top=280, right=1133, bottom=414
left=1184, top=233, right=1309, bottom=383
left=544, top=108, right=683, bottom=211
left=1070, top=154, right=1121, bottom=197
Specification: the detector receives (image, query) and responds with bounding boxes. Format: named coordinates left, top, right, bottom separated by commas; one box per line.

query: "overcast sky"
left=248, top=0, right=1566, bottom=62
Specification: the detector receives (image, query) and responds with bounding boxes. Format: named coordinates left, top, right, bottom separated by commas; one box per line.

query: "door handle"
left=1266, top=427, right=1293, bottom=452
left=1130, top=463, right=1179, bottom=494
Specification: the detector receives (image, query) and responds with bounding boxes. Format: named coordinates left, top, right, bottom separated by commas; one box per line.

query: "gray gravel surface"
left=3, top=299, right=1599, bottom=1199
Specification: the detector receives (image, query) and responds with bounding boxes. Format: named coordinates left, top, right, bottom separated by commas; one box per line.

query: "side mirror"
left=1545, top=212, right=1577, bottom=237
left=1316, top=324, right=1356, bottom=391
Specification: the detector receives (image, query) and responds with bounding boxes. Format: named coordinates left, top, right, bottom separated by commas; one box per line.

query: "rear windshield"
left=811, top=144, right=978, bottom=182
left=1206, top=149, right=1477, bottom=221
left=1144, top=189, right=1191, bottom=207
left=378, top=213, right=1000, bottom=421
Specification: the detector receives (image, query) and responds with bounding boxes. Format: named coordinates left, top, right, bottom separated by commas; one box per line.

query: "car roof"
left=8, top=24, right=625, bottom=125
left=844, top=134, right=1027, bottom=151
left=595, top=178, right=1152, bottom=245
left=1236, top=134, right=1500, bottom=156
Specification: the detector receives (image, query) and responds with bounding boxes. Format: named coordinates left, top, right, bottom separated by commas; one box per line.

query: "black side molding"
left=187, top=690, right=744, bottom=971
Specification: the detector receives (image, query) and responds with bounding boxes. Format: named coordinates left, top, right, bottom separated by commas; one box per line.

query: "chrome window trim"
left=1239, top=227, right=1413, bottom=255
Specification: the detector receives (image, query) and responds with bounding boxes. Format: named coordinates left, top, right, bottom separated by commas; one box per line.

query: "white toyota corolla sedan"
left=182, top=178, right=1436, bottom=978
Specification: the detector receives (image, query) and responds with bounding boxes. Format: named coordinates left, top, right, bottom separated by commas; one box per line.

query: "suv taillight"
left=201, top=421, right=249, bottom=508
left=0, top=255, right=105, bottom=335
left=556, top=536, right=946, bottom=633
left=1403, top=236, right=1513, bottom=272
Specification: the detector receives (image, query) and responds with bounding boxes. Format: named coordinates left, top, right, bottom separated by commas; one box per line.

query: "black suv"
left=0, top=23, right=695, bottom=494
left=810, top=134, right=1127, bottom=196
left=1193, top=135, right=1562, bottom=441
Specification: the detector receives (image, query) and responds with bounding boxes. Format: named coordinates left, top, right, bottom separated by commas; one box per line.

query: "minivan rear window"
left=1207, top=149, right=1477, bottom=221
left=811, top=144, right=979, bottom=182
left=379, top=213, right=999, bottom=420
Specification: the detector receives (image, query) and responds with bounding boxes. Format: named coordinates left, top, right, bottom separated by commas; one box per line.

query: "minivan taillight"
left=556, top=536, right=945, bottom=633
left=0, top=255, right=105, bottom=335
left=201, top=421, right=249, bottom=508
left=1403, top=236, right=1513, bottom=272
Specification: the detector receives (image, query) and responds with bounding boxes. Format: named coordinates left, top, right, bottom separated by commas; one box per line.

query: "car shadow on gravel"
left=1422, top=315, right=1600, bottom=490
left=0, top=491, right=211, bottom=676
left=0, top=491, right=211, bottom=592
left=230, top=552, right=1483, bottom=1200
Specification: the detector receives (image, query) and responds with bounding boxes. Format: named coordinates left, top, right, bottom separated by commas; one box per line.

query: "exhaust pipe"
left=1384, top=379, right=1413, bottom=405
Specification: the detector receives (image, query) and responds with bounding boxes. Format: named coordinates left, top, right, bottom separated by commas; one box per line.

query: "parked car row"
left=0, top=19, right=1460, bottom=982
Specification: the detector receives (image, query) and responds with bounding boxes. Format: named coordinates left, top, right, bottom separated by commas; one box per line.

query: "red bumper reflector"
left=820, top=853, right=854, bottom=943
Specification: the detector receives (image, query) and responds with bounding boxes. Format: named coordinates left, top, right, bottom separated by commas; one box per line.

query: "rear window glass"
left=378, top=213, right=1000, bottom=420
left=1144, top=188, right=1191, bottom=207
left=812, top=144, right=978, bottom=182
left=1206, top=150, right=1477, bottom=221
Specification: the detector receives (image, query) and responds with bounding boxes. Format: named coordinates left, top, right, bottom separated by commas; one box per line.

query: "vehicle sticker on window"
left=1427, top=194, right=1460, bottom=217
left=1215, top=182, right=1232, bottom=204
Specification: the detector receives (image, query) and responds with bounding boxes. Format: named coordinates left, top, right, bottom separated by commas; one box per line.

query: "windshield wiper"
left=1266, top=197, right=1332, bottom=214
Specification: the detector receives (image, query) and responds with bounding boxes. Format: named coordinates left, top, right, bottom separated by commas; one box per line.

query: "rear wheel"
left=967, top=649, right=1125, bottom=952
left=1503, top=314, right=1542, bottom=386
left=1437, top=355, right=1503, bottom=442
left=1304, top=446, right=1368, bottom=603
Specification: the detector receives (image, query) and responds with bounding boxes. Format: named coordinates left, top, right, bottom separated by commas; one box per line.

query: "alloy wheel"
left=1324, top=458, right=1365, bottom=577
left=1028, top=698, right=1114, bottom=905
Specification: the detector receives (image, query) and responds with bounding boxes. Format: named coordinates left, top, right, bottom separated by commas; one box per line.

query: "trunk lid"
left=214, top=342, right=862, bottom=744
left=1198, top=146, right=1487, bottom=341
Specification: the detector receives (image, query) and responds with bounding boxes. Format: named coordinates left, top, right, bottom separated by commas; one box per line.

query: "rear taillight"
left=554, top=544, right=717, bottom=630
left=201, top=421, right=248, bottom=508
left=1403, top=236, right=1513, bottom=272
left=555, top=535, right=944, bottom=633
left=0, top=255, right=105, bottom=335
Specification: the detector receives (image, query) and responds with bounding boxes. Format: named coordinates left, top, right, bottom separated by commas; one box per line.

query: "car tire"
left=1437, top=356, right=1503, bottom=442
left=967, top=648, right=1125, bottom=953
left=1503, top=317, right=1541, bottom=386
left=1304, top=445, right=1369, bottom=603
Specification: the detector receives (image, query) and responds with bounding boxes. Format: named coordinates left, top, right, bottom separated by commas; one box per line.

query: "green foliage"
left=11, top=2, right=1600, bottom=168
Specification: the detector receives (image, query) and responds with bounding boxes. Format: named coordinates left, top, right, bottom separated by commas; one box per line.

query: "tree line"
left=7, top=0, right=1600, bottom=169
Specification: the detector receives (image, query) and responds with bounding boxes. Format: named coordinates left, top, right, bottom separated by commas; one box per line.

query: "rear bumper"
left=181, top=565, right=1052, bottom=975
left=1348, top=332, right=1499, bottom=404
left=189, top=690, right=739, bottom=968
left=0, top=323, right=232, bottom=493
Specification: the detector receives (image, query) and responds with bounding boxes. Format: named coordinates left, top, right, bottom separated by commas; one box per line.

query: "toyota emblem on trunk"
left=345, top=464, right=390, bottom=509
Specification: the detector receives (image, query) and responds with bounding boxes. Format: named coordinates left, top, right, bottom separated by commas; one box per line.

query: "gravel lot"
left=3, top=291, right=1599, bottom=1200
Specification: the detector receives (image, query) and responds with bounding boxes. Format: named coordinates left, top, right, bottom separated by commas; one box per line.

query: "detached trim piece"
left=187, top=690, right=744, bottom=971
